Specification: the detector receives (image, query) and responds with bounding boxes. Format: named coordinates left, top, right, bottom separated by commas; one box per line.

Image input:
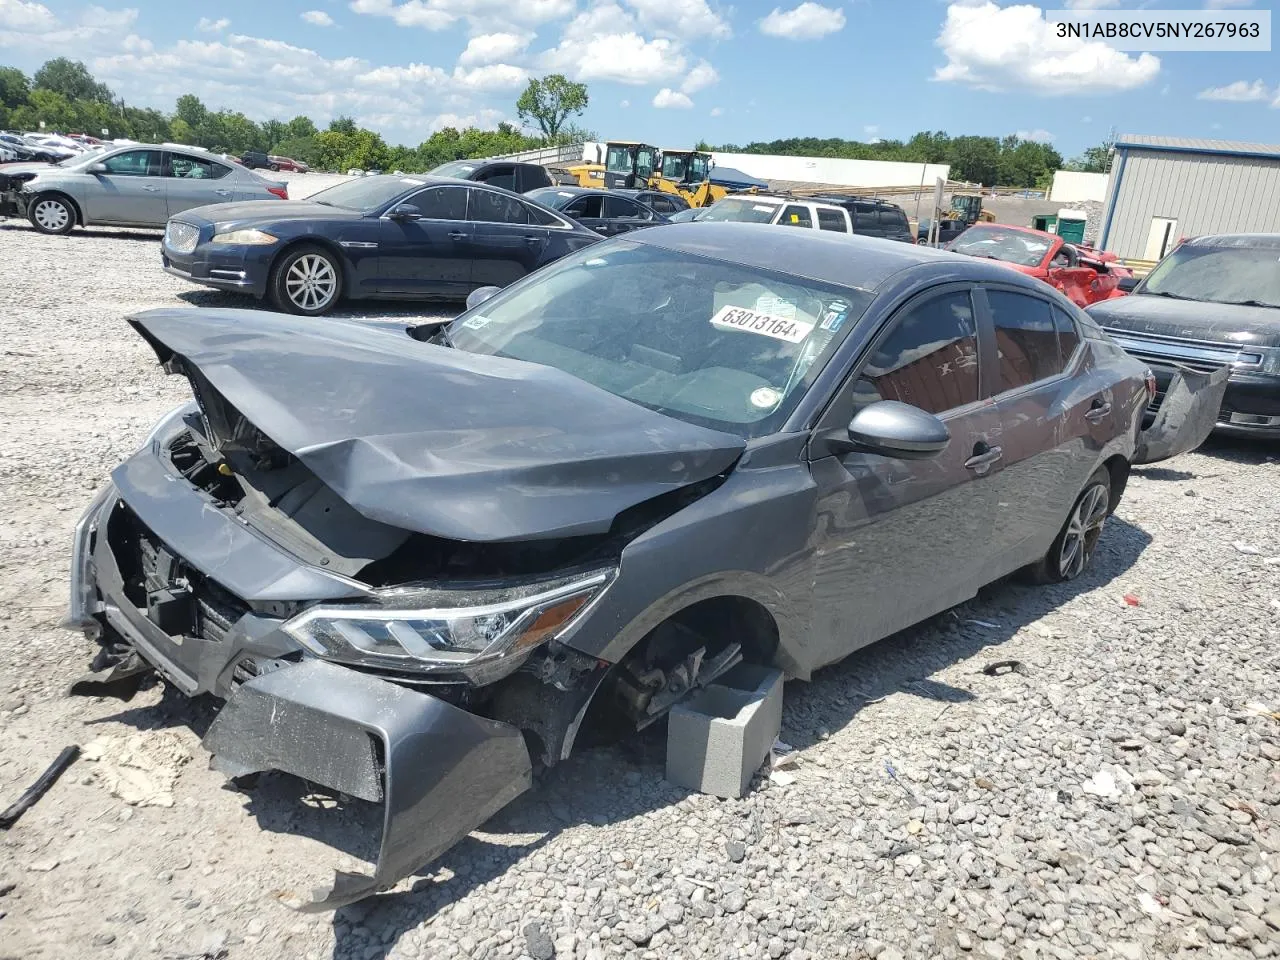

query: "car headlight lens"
left=1260, top=348, right=1280, bottom=377
left=211, top=229, right=278, bottom=245
left=283, top=569, right=613, bottom=681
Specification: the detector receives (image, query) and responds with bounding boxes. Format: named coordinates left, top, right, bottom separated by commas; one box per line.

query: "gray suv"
left=0, top=142, right=288, bottom=234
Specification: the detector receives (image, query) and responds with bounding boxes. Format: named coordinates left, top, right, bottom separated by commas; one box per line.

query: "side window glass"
left=406, top=186, right=468, bottom=220
left=567, top=196, right=603, bottom=218
left=879, top=208, right=905, bottom=229
left=169, top=154, right=224, bottom=180
left=1054, top=306, right=1081, bottom=364
left=526, top=202, right=561, bottom=227
left=987, top=290, right=1063, bottom=391
left=854, top=291, right=979, bottom=414
left=817, top=209, right=848, bottom=232
left=780, top=205, right=813, bottom=228
left=479, top=166, right=516, bottom=191
left=101, top=150, right=160, bottom=177
left=469, top=188, right=530, bottom=224
left=604, top=196, right=641, bottom=218
left=853, top=202, right=877, bottom=232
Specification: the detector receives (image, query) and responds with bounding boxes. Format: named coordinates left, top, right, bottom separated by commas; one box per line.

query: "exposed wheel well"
left=1103, top=454, right=1130, bottom=512
left=654, top=595, right=780, bottom=666
left=33, top=190, right=81, bottom=225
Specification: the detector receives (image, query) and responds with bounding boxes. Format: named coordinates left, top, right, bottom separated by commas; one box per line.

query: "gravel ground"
left=0, top=186, right=1278, bottom=960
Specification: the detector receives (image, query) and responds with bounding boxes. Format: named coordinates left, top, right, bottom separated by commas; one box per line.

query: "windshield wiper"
left=1141, top=290, right=1202, bottom=302
left=1218, top=298, right=1280, bottom=309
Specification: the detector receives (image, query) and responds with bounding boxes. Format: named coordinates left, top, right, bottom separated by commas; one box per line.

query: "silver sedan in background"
left=0, top=142, right=288, bottom=235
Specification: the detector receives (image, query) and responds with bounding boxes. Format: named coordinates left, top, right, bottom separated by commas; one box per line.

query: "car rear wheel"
left=1024, top=467, right=1111, bottom=584
left=269, top=163, right=280, bottom=172
left=268, top=245, right=341, bottom=316
left=29, top=194, right=75, bottom=235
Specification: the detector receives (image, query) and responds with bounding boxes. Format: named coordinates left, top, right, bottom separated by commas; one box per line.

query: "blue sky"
left=0, top=0, right=1277, bottom=157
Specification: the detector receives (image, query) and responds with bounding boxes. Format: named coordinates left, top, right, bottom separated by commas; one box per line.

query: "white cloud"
left=452, top=63, right=530, bottom=91
left=620, top=99, right=630, bottom=108
left=349, top=0, right=573, bottom=31
left=653, top=87, right=693, bottom=109
left=681, top=59, right=718, bottom=94
left=1015, top=128, right=1055, bottom=142
left=197, top=17, right=230, bottom=32
left=459, top=32, right=532, bottom=65
left=933, top=2, right=1160, bottom=95
left=623, top=0, right=730, bottom=39
left=429, top=108, right=506, bottom=131
left=301, top=10, right=335, bottom=26
left=1196, top=78, right=1270, bottom=102
left=709, top=105, right=723, bottom=116
left=863, top=124, right=878, bottom=137
left=540, top=4, right=688, bottom=85
left=0, top=0, right=57, bottom=31
left=1081, top=114, right=1092, bottom=122
left=759, top=3, right=845, bottom=40
left=1063, top=0, right=1119, bottom=7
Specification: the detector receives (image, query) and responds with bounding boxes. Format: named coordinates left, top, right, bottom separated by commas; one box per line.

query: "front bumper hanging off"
left=1133, top=365, right=1232, bottom=465
left=204, top=660, right=532, bottom=911
left=67, top=480, right=533, bottom=911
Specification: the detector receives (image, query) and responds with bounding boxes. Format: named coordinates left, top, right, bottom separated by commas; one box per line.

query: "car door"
left=603, top=195, right=657, bottom=234
left=467, top=187, right=550, bottom=287
left=377, top=184, right=473, bottom=296
left=83, top=148, right=167, bottom=225
left=562, top=194, right=607, bottom=234
left=163, top=151, right=236, bottom=217
left=778, top=204, right=814, bottom=229
left=979, top=286, right=1107, bottom=577
left=807, top=285, right=1003, bottom=666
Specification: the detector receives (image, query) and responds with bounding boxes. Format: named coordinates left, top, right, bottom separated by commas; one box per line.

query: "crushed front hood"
left=1087, top=294, right=1280, bottom=349
left=128, top=308, right=745, bottom=542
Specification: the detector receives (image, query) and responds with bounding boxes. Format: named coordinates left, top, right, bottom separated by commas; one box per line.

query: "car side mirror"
left=89, top=162, right=107, bottom=174
left=465, top=285, right=501, bottom=311
left=1118, top=276, right=1139, bottom=293
left=387, top=204, right=421, bottom=220
left=846, top=401, right=950, bottom=459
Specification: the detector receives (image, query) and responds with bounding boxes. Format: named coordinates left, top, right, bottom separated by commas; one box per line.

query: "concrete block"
left=665, top=664, right=783, bottom=798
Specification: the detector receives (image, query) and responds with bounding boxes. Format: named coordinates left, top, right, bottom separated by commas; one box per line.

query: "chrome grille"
left=1104, top=327, right=1262, bottom=374
left=164, top=220, right=200, bottom=254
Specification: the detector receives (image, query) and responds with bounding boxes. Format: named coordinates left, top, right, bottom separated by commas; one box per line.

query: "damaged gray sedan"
left=65, top=223, right=1225, bottom=909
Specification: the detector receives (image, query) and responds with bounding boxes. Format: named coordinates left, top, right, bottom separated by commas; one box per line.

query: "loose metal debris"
left=0, top=745, right=80, bottom=829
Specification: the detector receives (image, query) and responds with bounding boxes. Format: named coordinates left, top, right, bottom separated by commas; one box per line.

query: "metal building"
left=1098, top=134, right=1280, bottom=261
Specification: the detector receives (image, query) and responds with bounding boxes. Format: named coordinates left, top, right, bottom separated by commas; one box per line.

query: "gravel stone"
left=1, top=203, right=1278, bottom=960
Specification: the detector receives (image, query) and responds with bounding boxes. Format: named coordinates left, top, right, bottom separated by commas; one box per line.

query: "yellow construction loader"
left=547, top=141, right=658, bottom=188
left=646, top=148, right=733, bottom=207
left=945, top=193, right=996, bottom=225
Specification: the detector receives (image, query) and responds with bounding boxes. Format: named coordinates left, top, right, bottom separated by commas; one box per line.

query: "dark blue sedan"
left=160, top=175, right=601, bottom=315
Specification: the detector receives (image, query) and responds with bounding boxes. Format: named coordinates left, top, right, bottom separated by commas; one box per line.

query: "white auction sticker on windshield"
left=462, top=314, right=492, bottom=330
left=710, top=305, right=814, bottom=343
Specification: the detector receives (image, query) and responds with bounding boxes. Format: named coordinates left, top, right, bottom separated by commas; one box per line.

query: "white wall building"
left=1048, top=171, right=1109, bottom=204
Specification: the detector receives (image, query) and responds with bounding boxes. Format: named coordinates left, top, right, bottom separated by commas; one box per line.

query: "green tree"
left=0, top=66, right=31, bottom=109
left=1067, top=138, right=1114, bottom=173
left=32, top=58, right=113, bottom=103
left=284, top=115, right=319, bottom=140
left=273, top=135, right=320, bottom=166
left=328, top=115, right=358, bottom=134
left=174, top=94, right=208, bottom=131
left=315, top=128, right=390, bottom=171
left=9, top=88, right=78, bottom=132
left=516, top=74, right=588, bottom=140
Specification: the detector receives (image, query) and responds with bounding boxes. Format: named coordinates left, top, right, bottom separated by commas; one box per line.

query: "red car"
left=268, top=155, right=309, bottom=173
left=946, top=223, right=1132, bottom=307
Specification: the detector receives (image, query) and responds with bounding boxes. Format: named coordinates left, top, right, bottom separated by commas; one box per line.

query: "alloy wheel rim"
left=1058, top=483, right=1109, bottom=580
left=34, top=200, right=69, bottom=231
left=285, top=255, right=337, bottom=311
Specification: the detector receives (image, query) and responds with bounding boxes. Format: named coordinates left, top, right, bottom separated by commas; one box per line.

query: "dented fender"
left=202, top=659, right=532, bottom=911
left=1133, top=365, right=1232, bottom=465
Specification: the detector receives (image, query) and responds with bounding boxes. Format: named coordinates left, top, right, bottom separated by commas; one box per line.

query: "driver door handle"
left=142, top=185, right=160, bottom=192
left=523, top=235, right=542, bottom=243
left=215, top=189, right=231, bottom=196
left=1084, top=399, right=1112, bottom=422
left=965, top=442, right=1003, bottom=475
left=448, top=231, right=467, bottom=240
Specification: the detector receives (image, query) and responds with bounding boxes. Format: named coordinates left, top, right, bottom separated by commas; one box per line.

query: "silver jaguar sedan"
left=0, top=141, right=288, bottom=234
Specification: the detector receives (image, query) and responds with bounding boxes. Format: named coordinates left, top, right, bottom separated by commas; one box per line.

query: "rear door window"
left=817, top=208, right=848, bottom=232
left=1054, top=306, right=1081, bottom=363
left=168, top=153, right=229, bottom=180
left=605, top=195, right=649, bottom=220
left=780, top=204, right=813, bottom=228
left=470, top=188, right=530, bottom=224
left=986, top=290, right=1063, bottom=391
left=566, top=196, right=604, bottom=218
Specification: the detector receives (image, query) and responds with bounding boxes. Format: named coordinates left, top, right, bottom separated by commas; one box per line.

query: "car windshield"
left=447, top=240, right=872, bottom=437
left=949, top=226, right=1053, bottom=267
left=1140, top=243, right=1280, bottom=307
left=307, top=175, right=424, bottom=211
left=431, top=160, right=479, bottom=178
left=525, top=188, right=580, bottom=210
left=700, top=198, right=780, bottom=224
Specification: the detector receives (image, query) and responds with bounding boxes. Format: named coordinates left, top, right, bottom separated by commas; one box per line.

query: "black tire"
left=267, top=244, right=342, bottom=316
left=1023, top=466, right=1112, bottom=584
left=269, top=163, right=280, bottom=172
left=28, top=193, right=76, bottom=235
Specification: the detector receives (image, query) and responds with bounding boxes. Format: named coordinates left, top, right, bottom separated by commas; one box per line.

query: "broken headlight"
left=282, top=569, right=613, bottom=682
